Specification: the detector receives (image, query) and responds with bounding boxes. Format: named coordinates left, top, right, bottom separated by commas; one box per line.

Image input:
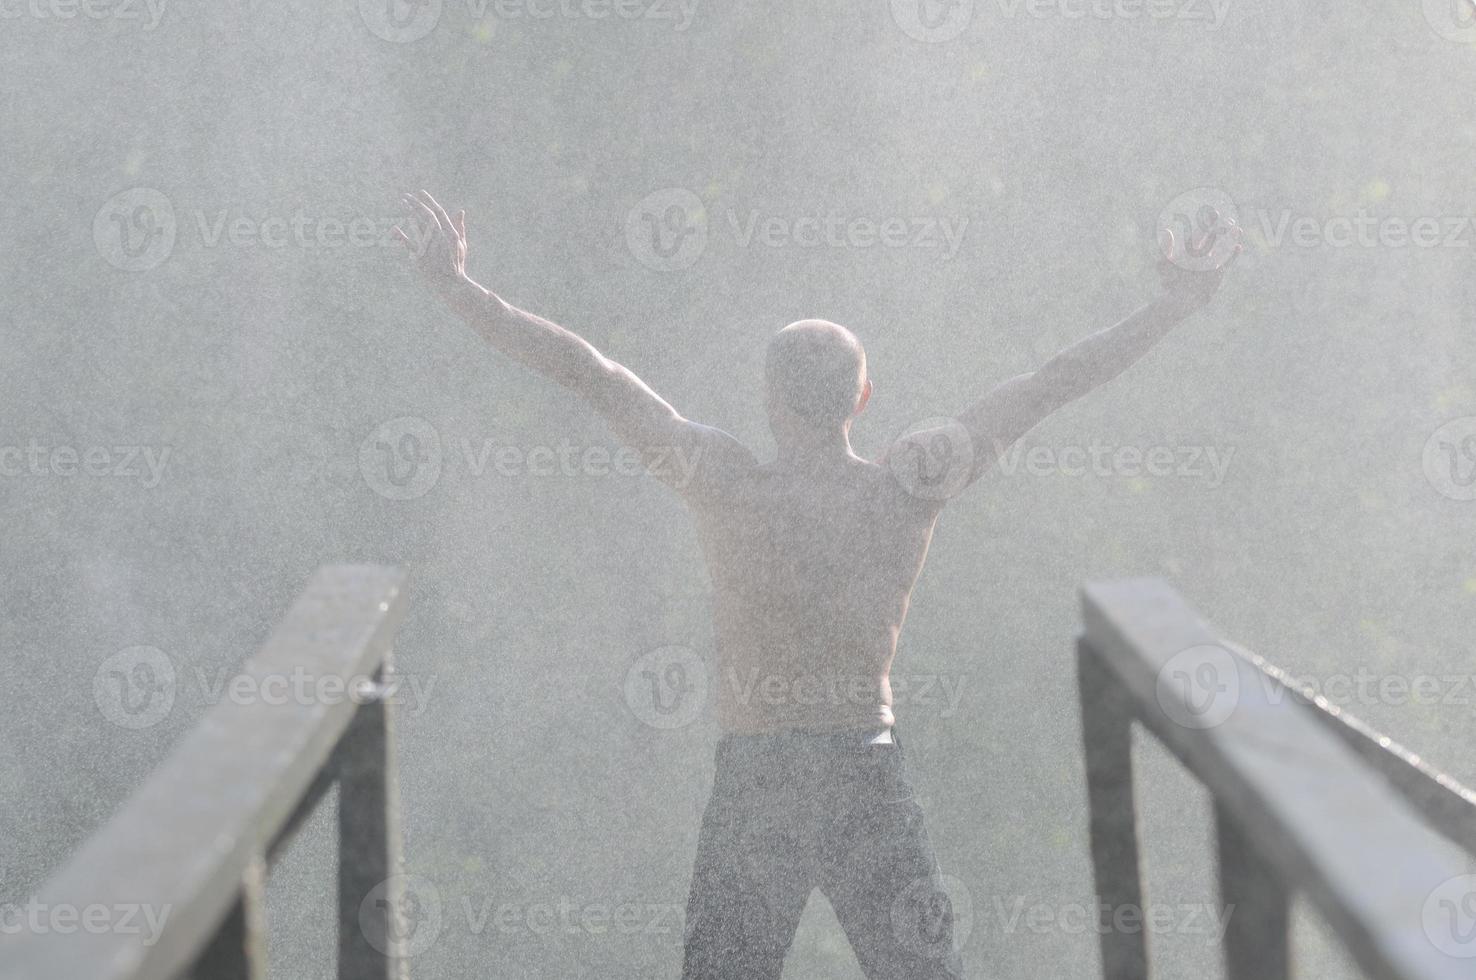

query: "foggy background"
left=3, top=1, right=1475, bottom=976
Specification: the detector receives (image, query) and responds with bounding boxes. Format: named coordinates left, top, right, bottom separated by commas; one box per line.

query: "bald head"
left=764, top=319, right=868, bottom=426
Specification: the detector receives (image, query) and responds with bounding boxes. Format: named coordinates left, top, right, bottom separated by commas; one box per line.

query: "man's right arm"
left=887, top=226, right=1242, bottom=499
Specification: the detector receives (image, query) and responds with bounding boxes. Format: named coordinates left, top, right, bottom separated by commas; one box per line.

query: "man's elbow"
left=1033, top=359, right=1091, bottom=408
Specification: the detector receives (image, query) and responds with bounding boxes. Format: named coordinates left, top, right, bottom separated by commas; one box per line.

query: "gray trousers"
left=681, top=729, right=966, bottom=979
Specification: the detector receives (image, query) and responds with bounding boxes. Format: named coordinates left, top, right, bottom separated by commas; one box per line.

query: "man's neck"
left=773, top=427, right=857, bottom=468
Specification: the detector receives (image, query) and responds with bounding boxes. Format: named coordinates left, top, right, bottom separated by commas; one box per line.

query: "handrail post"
left=188, top=858, right=267, bottom=980
left=1215, top=802, right=1289, bottom=980
left=337, top=666, right=406, bottom=980
left=1078, top=640, right=1150, bottom=980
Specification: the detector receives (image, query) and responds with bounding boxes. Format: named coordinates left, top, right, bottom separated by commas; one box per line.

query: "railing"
left=0, top=565, right=410, bottom=980
left=1079, top=578, right=1476, bottom=980
left=7, top=571, right=1472, bottom=978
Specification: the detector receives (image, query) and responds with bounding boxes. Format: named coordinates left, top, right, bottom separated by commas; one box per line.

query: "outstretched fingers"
left=403, top=192, right=442, bottom=233
left=1159, top=227, right=1177, bottom=259
left=418, top=190, right=458, bottom=240
left=1212, top=223, right=1246, bottom=275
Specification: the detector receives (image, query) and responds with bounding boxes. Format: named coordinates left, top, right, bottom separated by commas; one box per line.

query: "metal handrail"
left=0, top=565, right=410, bottom=980
left=1079, top=578, right=1476, bottom=980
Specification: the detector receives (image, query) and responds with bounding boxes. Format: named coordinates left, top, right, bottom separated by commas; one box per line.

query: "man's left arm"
left=947, top=225, right=1245, bottom=490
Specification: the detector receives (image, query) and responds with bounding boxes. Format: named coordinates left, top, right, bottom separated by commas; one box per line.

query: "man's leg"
left=819, top=738, right=966, bottom=980
left=681, top=739, right=816, bottom=980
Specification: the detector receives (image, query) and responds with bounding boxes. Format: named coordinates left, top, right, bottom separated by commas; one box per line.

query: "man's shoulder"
left=659, top=421, right=759, bottom=500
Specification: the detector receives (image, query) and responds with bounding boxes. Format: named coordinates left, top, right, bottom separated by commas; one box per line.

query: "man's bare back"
left=688, top=451, right=940, bottom=733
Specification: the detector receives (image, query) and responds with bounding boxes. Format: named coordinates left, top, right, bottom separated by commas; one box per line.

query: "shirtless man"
left=394, top=189, right=1241, bottom=979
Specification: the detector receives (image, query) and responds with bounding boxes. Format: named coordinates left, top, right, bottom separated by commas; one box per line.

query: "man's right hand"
left=1155, top=221, right=1244, bottom=314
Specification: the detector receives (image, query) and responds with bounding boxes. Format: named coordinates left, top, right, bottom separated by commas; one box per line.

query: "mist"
left=3, top=2, right=1475, bottom=978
